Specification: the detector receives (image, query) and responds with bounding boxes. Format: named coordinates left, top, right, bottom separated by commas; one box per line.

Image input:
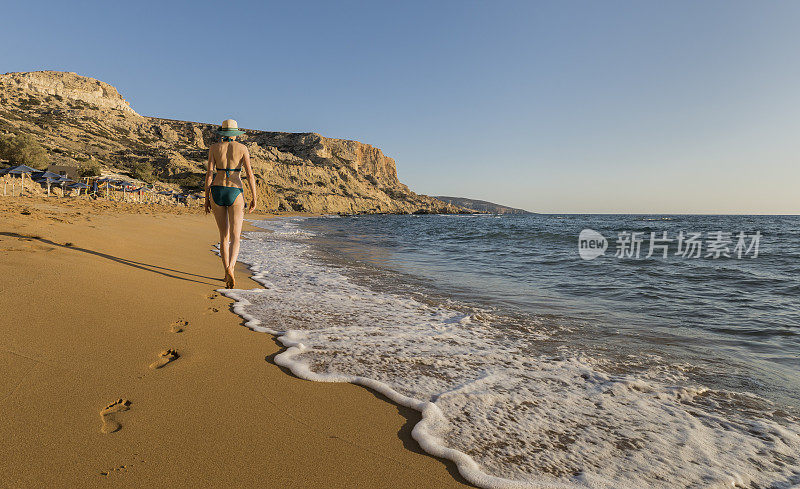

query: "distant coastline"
left=433, top=196, right=531, bottom=214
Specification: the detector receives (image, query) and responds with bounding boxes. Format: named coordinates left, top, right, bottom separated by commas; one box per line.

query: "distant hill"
left=433, top=196, right=531, bottom=214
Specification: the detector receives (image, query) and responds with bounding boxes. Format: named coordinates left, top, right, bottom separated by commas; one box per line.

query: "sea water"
left=221, top=214, right=800, bottom=488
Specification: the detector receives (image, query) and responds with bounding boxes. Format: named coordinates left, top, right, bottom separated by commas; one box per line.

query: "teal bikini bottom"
left=210, top=185, right=243, bottom=207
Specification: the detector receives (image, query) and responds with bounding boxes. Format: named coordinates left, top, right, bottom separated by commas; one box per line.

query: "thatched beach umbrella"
left=36, top=171, right=62, bottom=180
left=1, top=167, right=8, bottom=195
left=57, top=176, right=73, bottom=196
left=130, top=186, right=149, bottom=202
left=7, top=164, right=39, bottom=174
left=122, top=182, right=138, bottom=201
left=6, top=164, right=39, bottom=194
left=134, top=186, right=150, bottom=203
left=36, top=175, right=61, bottom=196
left=96, top=177, right=115, bottom=199
left=112, top=180, right=127, bottom=201
left=124, top=182, right=137, bottom=200
left=68, top=182, right=89, bottom=196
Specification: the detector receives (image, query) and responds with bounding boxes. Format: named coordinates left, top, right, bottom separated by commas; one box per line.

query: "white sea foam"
left=221, top=218, right=800, bottom=489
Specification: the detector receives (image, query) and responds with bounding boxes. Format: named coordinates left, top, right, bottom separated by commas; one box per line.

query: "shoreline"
left=225, top=219, right=511, bottom=489
left=0, top=196, right=473, bottom=488
left=222, top=215, right=800, bottom=488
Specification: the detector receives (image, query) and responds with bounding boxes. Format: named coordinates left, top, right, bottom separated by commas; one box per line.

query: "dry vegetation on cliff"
left=0, top=70, right=466, bottom=214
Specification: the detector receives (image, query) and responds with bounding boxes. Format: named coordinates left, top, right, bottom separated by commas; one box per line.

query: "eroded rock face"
left=0, top=71, right=139, bottom=115
left=0, top=70, right=465, bottom=214
left=192, top=126, right=206, bottom=149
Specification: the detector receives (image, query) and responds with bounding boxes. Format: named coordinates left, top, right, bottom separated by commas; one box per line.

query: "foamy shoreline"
left=220, top=217, right=800, bottom=489
left=222, top=229, right=529, bottom=489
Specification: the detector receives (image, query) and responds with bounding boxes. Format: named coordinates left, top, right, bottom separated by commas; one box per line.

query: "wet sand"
left=0, top=196, right=472, bottom=488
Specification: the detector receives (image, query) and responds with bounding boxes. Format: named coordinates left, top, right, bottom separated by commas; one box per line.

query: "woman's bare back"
left=210, top=141, right=247, bottom=188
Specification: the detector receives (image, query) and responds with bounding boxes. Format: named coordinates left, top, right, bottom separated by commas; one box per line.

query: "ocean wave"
left=221, top=218, right=800, bottom=489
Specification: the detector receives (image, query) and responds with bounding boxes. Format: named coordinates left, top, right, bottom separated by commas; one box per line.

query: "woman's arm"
left=242, top=146, right=257, bottom=213
left=204, top=146, right=214, bottom=214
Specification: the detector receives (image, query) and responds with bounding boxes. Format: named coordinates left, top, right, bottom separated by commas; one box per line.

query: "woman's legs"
left=225, top=193, right=246, bottom=287
left=210, top=198, right=231, bottom=283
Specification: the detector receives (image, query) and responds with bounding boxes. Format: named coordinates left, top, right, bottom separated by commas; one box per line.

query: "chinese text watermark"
left=578, top=230, right=761, bottom=261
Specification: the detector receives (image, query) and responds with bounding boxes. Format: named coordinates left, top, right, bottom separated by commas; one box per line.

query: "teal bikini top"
left=216, top=167, right=242, bottom=176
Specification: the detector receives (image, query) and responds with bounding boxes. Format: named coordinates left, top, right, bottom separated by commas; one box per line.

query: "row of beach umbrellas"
left=93, top=178, right=202, bottom=201
left=0, top=164, right=87, bottom=194
left=1, top=164, right=202, bottom=202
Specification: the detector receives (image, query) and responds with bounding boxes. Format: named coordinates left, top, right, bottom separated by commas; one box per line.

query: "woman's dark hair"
left=222, top=136, right=234, bottom=142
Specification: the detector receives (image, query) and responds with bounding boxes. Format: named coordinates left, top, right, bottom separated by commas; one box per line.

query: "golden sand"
left=0, top=196, right=472, bottom=487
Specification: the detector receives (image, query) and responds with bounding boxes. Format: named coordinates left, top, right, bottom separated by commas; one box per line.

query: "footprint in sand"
left=100, top=399, right=131, bottom=434
left=149, top=349, right=179, bottom=369
left=170, top=319, right=188, bottom=333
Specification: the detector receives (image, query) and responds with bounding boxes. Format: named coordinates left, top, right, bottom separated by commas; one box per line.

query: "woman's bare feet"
left=224, top=268, right=235, bottom=289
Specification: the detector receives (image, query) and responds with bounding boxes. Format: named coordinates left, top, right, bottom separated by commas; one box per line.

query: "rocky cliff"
left=0, top=71, right=463, bottom=214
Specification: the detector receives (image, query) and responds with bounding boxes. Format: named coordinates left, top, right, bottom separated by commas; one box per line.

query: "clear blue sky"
left=2, top=0, right=799, bottom=213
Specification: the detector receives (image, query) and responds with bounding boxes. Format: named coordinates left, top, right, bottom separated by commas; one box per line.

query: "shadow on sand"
left=1, top=231, right=222, bottom=286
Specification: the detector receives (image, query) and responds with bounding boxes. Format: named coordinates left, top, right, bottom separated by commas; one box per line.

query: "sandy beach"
left=0, top=196, right=472, bottom=488
left=3, top=4, right=799, bottom=485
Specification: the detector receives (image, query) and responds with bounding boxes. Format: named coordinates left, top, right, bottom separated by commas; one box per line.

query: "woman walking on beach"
left=204, top=119, right=257, bottom=288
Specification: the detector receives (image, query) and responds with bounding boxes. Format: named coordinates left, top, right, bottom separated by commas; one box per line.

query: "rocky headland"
left=0, top=71, right=465, bottom=214
left=433, top=196, right=530, bottom=214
